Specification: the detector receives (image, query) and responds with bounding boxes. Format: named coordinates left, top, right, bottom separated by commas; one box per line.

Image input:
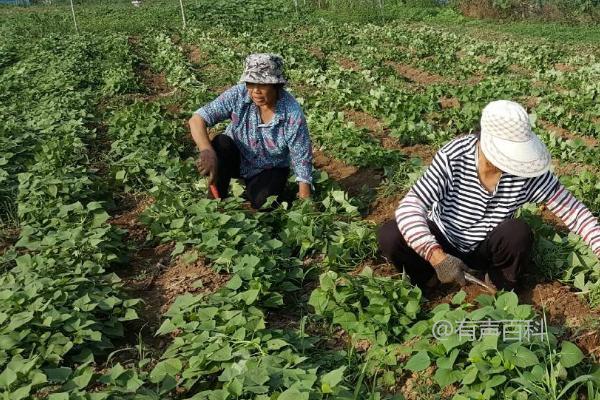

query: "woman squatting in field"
left=378, top=100, right=600, bottom=292
left=189, top=53, right=312, bottom=209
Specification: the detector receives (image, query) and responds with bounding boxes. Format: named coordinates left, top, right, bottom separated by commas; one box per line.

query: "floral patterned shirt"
left=195, top=84, right=313, bottom=183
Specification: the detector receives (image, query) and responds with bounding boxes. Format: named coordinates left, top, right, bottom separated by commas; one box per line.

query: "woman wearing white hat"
left=378, top=100, right=600, bottom=291
left=189, top=53, right=312, bottom=209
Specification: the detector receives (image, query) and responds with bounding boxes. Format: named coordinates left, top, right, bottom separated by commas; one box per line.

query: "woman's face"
left=246, top=83, right=278, bottom=107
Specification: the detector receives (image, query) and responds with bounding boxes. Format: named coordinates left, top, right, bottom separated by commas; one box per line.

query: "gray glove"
left=434, top=255, right=468, bottom=286
left=197, top=148, right=218, bottom=183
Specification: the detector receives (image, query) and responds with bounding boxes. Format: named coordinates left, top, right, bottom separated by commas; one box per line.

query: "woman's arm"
left=189, top=85, right=242, bottom=182
left=189, top=114, right=211, bottom=151
left=286, top=111, right=313, bottom=198
left=396, top=150, right=451, bottom=264
left=396, top=190, right=443, bottom=262
left=545, top=184, right=600, bottom=257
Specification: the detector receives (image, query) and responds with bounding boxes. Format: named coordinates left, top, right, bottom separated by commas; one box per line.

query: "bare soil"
left=439, top=96, right=460, bottom=109
left=337, top=56, right=361, bottom=71
left=0, top=228, right=19, bottom=255
left=183, top=44, right=204, bottom=65
left=508, top=63, right=531, bottom=75
left=366, top=193, right=403, bottom=225
left=344, top=109, right=384, bottom=136
left=387, top=62, right=445, bottom=85
left=554, top=63, right=578, bottom=73
left=402, top=143, right=436, bottom=164
left=308, top=46, right=325, bottom=59
left=398, top=366, right=455, bottom=400
left=313, top=150, right=382, bottom=197
left=539, top=119, right=599, bottom=148
left=127, top=36, right=176, bottom=99
left=110, top=195, right=155, bottom=243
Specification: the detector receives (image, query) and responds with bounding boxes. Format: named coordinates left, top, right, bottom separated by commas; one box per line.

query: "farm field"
left=1, top=0, right=600, bottom=398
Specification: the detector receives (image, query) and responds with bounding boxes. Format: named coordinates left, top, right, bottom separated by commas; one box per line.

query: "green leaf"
left=0, top=367, right=17, bottom=387
left=495, top=292, right=519, bottom=313
left=209, top=345, right=232, bottom=362
left=11, top=384, right=31, bottom=400
left=279, top=389, right=309, bottom=400
left=560, top=341, right=584, bottom=368
left=150, top=358, right=182, bottom=383
left=406, top=351, right=430, bottom=372
left=503, top=344, right=538, bottom=368
left=321, top=366, right=346, bottom=393
left=6, top=311, right=33, bottom=331
left=434, top=368, right=461, bottom=387
left=452, top=291, right=467, bottom=305
left=45, top=367, right=72, bottom=383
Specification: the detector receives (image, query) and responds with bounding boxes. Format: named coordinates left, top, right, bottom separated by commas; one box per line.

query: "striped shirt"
left=396, top=134, right=600, bottom=261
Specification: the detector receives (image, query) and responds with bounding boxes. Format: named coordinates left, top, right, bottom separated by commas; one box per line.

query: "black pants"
left=377, top=218, right=533, bottom=291
left=211, top=134, right=290, bottom=209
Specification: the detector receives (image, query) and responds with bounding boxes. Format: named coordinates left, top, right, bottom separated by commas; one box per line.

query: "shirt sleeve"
left=395, top=148, right=451, bottom=261
left=194, top=85, right=242, bottom=127
left=543, top=183, right=600, bottom=257
left=396, top=190, right=442, bottom=261
left=286, top=110, right=313, bottom=184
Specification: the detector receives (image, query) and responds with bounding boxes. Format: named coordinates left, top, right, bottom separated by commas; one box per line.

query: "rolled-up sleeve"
left=286, top=111, right=313, bottom=184
left=195, top=85, right=241, bottom=127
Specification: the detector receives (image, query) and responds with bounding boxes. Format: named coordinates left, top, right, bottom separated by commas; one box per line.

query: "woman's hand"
left=298, top=182, right=311, bottom=199
left=197, top=148, right=218, bottom=183
left=433, top=254, right=468, bottom=286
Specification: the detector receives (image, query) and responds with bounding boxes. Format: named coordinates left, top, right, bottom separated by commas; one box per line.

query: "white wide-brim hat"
left=480, top=100, right=551, bottom=178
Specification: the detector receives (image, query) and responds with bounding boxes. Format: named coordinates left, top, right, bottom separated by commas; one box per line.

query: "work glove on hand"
left=434, top=255, right=468, bottom=286
left=197, top=148, right=218, bottom=184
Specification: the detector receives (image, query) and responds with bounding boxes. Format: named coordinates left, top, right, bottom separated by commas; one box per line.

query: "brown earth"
left=313, top=150, right=382, bottom=197
left=524, top=96, right=541, bottom=109
left=344, top=109, right=384, bottom=136
left=539, top=119, right=599, bottom=148
left=554, top=63, right=578, bottom=73
left=110, top=195, right=155, bottom=243
left=128, top=36, right=176, bottom=99
left=337, top=56, right=361, bottom=71
left=508, top=63, right=531, bottom=75
left=520, top=281, right=600, bottom=359
left=183, top=44, right=204, bottom=65
left=381, top=136, right=405, bottom=151
left=477, top=55, right=494, bottom=64
left=308, top=46, right=325, bottom=59
left=402, top=143, right=436, bottom=164
left=439, top=96, right=460, bottom=109
left=366, top=193, right=403, bottom=225
left=466, top=74, right=485, bottom=85
left=123, top=246, right=229, bottom=329
left=398, top=366, right=456, bottom=400
left=0, top=228, right=19, bottom=255
left=387, top=62, right=445, bottom=85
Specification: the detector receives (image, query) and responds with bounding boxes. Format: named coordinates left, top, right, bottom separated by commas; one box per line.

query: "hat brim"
left=480, top=130, right=551, bottom=178
left=239, top=74, right=287, bottom=85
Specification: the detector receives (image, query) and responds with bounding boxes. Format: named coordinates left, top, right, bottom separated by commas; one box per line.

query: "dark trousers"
left=377, top=218, right=533, bottom=291
left=211, top=134, right=290, bottom=209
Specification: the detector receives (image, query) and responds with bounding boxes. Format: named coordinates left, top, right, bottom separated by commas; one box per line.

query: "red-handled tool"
left=210, top=184, right=221, bottom=199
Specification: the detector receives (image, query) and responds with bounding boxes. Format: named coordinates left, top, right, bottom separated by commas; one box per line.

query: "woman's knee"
left=500, top=219, right=533, bottom=248
left=377, top=220, right=403, bottom=256
left=211, top=134, right=235, bottom=154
